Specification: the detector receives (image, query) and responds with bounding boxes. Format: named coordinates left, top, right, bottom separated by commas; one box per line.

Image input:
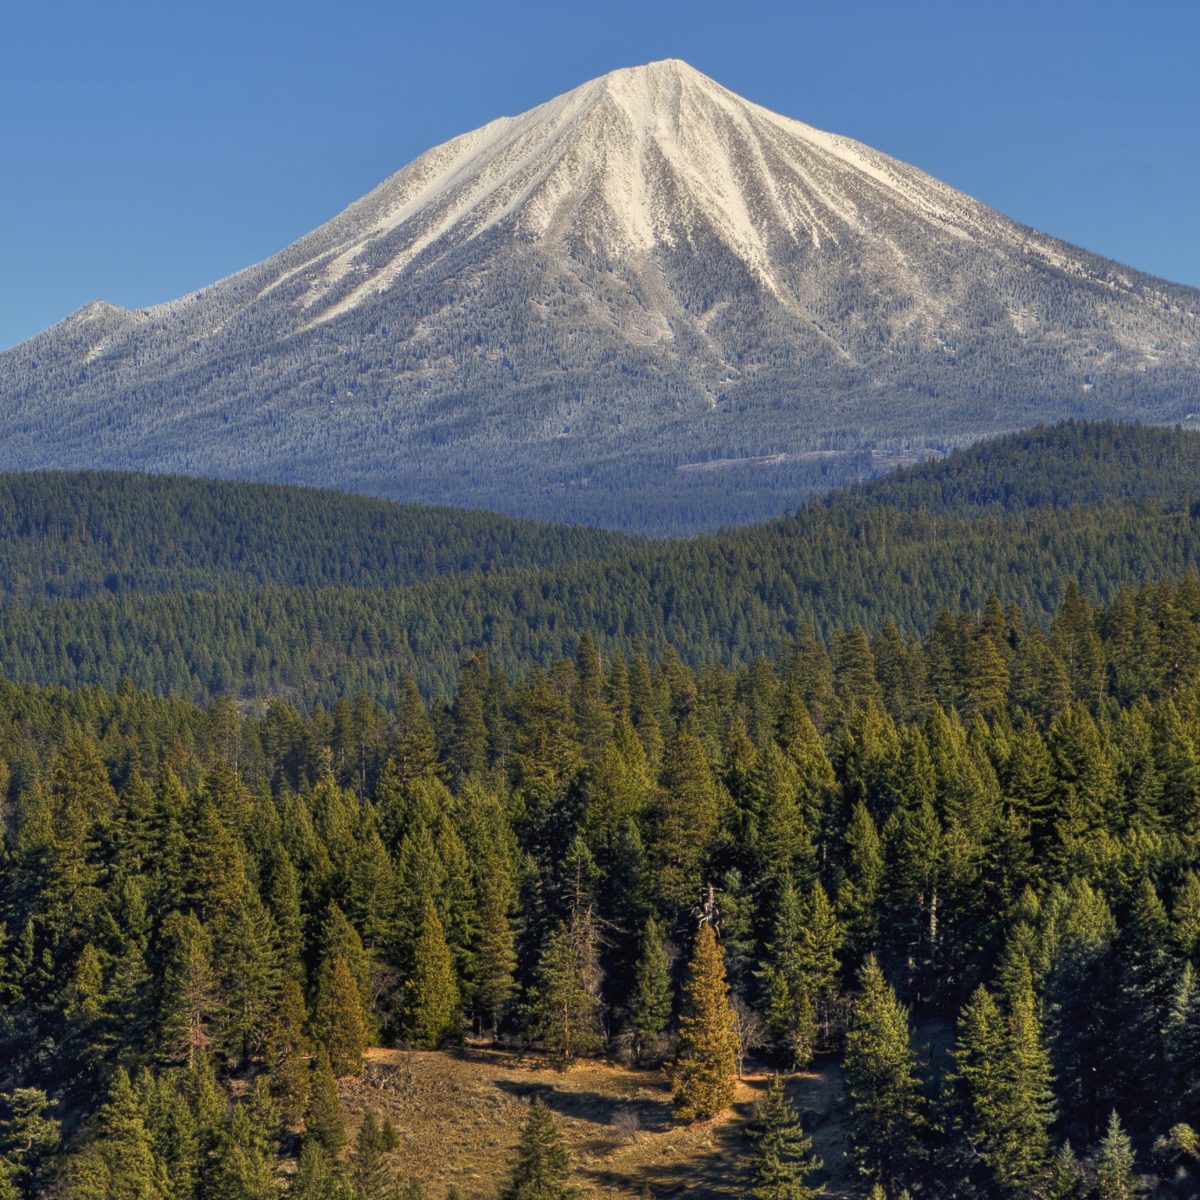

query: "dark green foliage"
left=305, top=1049, right=346, bottom=1157
left=0, top=471, right=632, bottom=602
left=948, top=977, right=1056, bottom=1196
left=502, top=1098, right=574, bottom=1200
left=843, top=959, right=925, bottom=1192
left=1094, top=1111, right=1137, bottom=1200
left=0, top=423, right=1198, bottom=702
left=403, top=896, right=460, bottom=1049
left=0, top=479, right=1199, bottom=1196
left=629, top=916, right=672, bottom=1062
left=527, top=908, right=603, bottom=1065
left=292, top=1138, right=348, bottom=1200
left=743, top=1074, right=824, bottom=1199
left=349, top=1113, right=398, bottom=1200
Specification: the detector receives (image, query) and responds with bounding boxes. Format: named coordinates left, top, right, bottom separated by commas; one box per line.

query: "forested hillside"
left=0, top=472, right=634, bottom=601
left=0, top=423, right=1197, bottom=702
left=3, top=580, right=1200, bottom=1196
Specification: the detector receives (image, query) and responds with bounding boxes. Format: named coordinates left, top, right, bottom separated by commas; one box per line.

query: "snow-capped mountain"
left=3, top=59, right=1199, bottom=532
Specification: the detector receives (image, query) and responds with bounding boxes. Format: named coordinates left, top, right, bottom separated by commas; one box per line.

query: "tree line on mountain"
left=2, top=579, right=1200, bottom=1195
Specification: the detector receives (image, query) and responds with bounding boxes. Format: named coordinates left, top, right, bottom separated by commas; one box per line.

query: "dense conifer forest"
left=0, top=422, right=1197, bottom=702
left=2, top=420, right=1200, bottom=1197
left=2, top=578, right=1200, bottom=1195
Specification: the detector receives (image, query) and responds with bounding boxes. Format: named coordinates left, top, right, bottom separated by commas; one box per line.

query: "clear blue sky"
left=3, top=0, right=1198, bottom=350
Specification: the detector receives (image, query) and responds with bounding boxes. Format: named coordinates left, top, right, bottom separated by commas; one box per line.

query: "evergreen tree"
left=92, top=1068, right=163, bottom=1200
left=266, top=975, right=311, bottom=1127
left=207, top=1102, right=278, bottom=1200
left=743, top=1074, right=824, bottom=1200
left=629, top=915, right=672, bottom=1063
left=762, top=881, right=816, bottom=1068
left=527, top=909, right=603, bottom=1064
left=646, top=731, right=719, bottom=915
left=501, top=1098, right=574, bottom=1200
left=158, top=911, right=219, bottom=1067
left=349, top=1113, right=397, bottom=1200
left=0, top=1089, right=59, bottom=1198
left=843, top=958, right=924, bottom=1192
left=1094, top=1111, right=1137, bottom=1200
left=404, top=895, right=461, bottom=1049
left=670, top=922, right=739, bottom=1121
left=467, top=841, right=517, bottom=1038
left=313, top=954, right=369, bottom=1076
left=950, top=977, right=1055, bottom=1196
left=306, top=1048, right=347, bottom=1156
left=292, top=1138, right=348, bottom=1200
left=1048, top=1141, right=1085, bottom=1200
left=836, top=801, right=883, bottom=960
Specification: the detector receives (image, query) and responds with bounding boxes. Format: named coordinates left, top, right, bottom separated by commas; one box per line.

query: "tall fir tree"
left=949, top=976, right=1055, bottom=1196
left=843, top=958, right=924, bottom=1192
left=527, top=908, right=603, bottom=1065
left=670, top=922, right=739, bottom=1121
left=404, top=895, right=461, bottom=1049
left=629, top=915, right=672, bottom=1063
left=501, top=1098, right=574, bottom=1200
left=306, top=1048, right=347, bottom=1157
left=313, top=954, right=369, bottom=1076
left=743, top=1074, right=824, bottom=1200
left=1094, top=1111, right=1137, bottom=1200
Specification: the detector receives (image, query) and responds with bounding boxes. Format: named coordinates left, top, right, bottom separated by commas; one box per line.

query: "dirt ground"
left=338, top=1045, right=855, bottom=1198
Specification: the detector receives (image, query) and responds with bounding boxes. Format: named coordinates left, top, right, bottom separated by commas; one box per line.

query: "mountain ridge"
left=4, top=60, right=1200, bottom=532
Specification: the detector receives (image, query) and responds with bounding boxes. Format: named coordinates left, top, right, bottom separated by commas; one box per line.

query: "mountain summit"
left=3, top=60, right=1199, bottom=532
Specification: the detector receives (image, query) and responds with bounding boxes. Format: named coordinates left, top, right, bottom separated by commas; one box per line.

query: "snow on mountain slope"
left=2, top=59, right=1199, bottom=533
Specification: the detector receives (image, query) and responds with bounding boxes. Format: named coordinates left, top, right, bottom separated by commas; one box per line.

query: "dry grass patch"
left=337, top=1045, right=853, bottom=1198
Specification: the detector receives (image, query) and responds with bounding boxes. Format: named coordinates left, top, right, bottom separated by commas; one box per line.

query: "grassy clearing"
left=338, top=1046, right=855, bottom=1198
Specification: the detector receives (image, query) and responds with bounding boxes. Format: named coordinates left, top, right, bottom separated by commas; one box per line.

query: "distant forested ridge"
left=0, top=422, right=1197, bottom=702
left=0, top=471, right=634, bottom=601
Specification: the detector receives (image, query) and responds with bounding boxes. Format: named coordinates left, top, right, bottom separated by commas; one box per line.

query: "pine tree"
left=158, top=911, right=219, bottom=1066
left=266, top=975, right=311, bottom=1127
left=394, top=674, right=438, bottom=785
left=836, top=802, right=883, bottom=960
left=743, top=1074, right=824, bottom=1199
left=0, top=1088, right=59, bottom=1197
left=92, top=1068, right=163, bottom=1200
left=629, top=915, right=672, bottom=1063
left=404, top=895, right=461, bottom=1049
left=349, top=1113, right=397, bottom=1200
left=1048, top=1141, right=1085, bottom=1200
left=528, top=910, right=603, bottom=1065
left=306, top=1048, right=347, bottom=1156
left=950, top=977, right=1055, bottom=1196
left=207, top=1102, right=279, bottom=1200
left=501, top=1098, right=574, bottom=1200
left=843, top=958, right=924, bottom=1191
left=292, top=1138, right=348, bottom=1200
left=796, top=882, right=842, bottom=1046
left=762, top=881, right=816, bottom=1068
left=54, top=1146, right=110, bottom=1200
left=313, top=953, right=369, bottom=1076
left=215, top=887, right=284, bottom=1067
left=670, top=922, right=739, bottom=1121
left=1094, top=1110, right=1137, bottom=1200
left=646, top=731, right=719, bottom=915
